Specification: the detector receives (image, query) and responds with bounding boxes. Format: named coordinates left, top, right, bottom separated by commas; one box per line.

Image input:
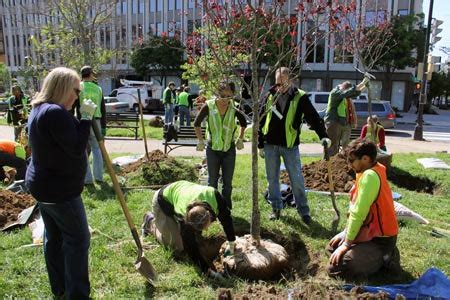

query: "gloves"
left=207, top=269, right=224, bottom=280
left=361, top=77, right=370, bottom=87
left=321, top=138, right=332, bottom=148
left=196, top=140, right=205, bottom=151
left=223, top=241, right=235, bottom=257
left=258, top=148, right=265, bottom=159
left=235, top=138, right=244, bottom=150
left=80, top=99, right=97, bottom=120
left=101, top=127, right=107, bottom=137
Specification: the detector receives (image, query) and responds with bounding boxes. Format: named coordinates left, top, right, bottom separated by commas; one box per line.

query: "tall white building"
left=1, top=0, right=423, bottom=110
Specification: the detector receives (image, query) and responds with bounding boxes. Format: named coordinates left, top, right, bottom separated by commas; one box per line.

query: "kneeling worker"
left=142, top=180, right=236, bottom=273
left=0, top=139, right=28, bottom=182
left=326, top=139, right=399, bottom=279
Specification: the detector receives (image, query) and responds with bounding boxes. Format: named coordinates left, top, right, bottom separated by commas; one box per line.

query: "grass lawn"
left=1, top=153, right=449, bottom=298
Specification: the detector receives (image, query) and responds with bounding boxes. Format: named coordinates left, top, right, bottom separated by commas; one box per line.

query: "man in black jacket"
left=258, top=67, right=330, bottom=223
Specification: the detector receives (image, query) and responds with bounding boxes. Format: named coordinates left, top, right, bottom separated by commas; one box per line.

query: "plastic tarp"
left=417, top=158, right=450, bottom=170
left=344, top=268, right=450, bottom=299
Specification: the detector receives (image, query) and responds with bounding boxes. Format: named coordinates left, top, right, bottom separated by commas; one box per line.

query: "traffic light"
left=430, top=18, right=443, bottom=45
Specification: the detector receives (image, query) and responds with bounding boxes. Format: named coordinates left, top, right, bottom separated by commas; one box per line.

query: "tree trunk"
left=383, top=68, right=393, bottom=103
left=250, top=35, right=260, bottom=245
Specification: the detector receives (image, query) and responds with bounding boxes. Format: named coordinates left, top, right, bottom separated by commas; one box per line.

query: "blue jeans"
left=179, top=105, right=190, bottom=126
left=39, top=196, right=90, bottom=299
left=264, top=144, right=310, bottom=216
left=85, top=119, right=103, bottom=183
left=206, top=145, right=236, bottom=209
left=164, top=104, right=174, bottom=124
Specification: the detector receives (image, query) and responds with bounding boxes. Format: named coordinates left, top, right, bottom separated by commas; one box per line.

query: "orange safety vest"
left=0, top=140, right=18, bottom=155
left=350, top=163, right=398, bottom=243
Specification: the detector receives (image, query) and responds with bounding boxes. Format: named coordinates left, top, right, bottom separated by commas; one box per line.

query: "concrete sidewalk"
left=1, top=125, right=448, bottom=156
left=396, top=107, right=450, bottom=127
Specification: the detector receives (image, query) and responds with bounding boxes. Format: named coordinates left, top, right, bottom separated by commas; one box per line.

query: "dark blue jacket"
left=25, top=102, right=91, bottom=202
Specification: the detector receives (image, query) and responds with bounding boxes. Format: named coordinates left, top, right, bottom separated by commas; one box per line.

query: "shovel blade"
left=135, top=256, right=157, bottom=285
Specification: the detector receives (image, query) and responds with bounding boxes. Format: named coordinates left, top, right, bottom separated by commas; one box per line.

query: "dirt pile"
left=148, top=116, right=164, bottom=128
left=122, top=150, right=198, bottom=186
left=0, top=190, right=36, bottom=228
left=281, top=153, right=355, bottom=193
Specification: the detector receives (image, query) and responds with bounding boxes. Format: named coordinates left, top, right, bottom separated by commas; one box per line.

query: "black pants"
left=0, top=152, right=27, bottom=180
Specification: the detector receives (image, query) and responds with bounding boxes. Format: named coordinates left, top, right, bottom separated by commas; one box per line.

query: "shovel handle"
left=91, top=120, right=144, bottom=253
left=323, top=143, right=340, bottom=220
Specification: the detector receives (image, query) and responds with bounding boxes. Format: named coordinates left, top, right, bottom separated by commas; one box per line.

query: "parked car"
left=0, top=99, right=9, bottom=114
left=317, top=99, right=396, bottom=129
left=104, top=97, right=129, bottom=113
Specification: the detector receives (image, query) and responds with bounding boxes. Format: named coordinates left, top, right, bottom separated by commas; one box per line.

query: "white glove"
left=80, top=99, right=97, bottom=120
left=258, top=148, right=265, bottom=159
left=321, top=138, right=332, bottom=148
left=235, top=138, right=244, bottom=150
left=196, top=140, right=205, bottom=151
left=223, top=241, right=235, bottom=257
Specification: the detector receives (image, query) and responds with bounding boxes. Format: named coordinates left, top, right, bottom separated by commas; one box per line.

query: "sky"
left=422, top=0, right=450, bottom=61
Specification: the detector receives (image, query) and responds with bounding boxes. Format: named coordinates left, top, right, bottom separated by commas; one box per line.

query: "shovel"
left=323, top=143, right=340, bottom=232
left=92, top=120, right=157, bottom=285
left=137, top=89, right=150, bottom=159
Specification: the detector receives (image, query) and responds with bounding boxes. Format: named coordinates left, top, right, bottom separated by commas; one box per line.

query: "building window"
left=176, top=0, right=182, bottom=9
left=398, top=9, right=408, bottom=16
left=157, top=0, right=163, bottom=12
left=188, top=0, right=195, bottom=9
left=139, top=0, right=144, bottom=13
left=169, top=0, right=174, bottom=10
left=122, top=0, right=127, bottom=14
left=156, top=22, right=162, bottom=35
left=132, top=0, right=138, bottom=14
left=150, top=1, right=156, bottom=12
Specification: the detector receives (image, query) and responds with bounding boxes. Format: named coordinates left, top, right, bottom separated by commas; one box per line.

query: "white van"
left=307, top=91, right=368, bottom=112
left=105, top=80, right=163, bottom=112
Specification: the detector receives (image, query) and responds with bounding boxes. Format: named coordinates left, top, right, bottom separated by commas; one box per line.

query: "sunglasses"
left=74, top=88, right=81, bottom=96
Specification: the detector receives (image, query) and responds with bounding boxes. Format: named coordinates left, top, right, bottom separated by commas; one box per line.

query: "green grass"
left=1, top=153, right=449, bottom=298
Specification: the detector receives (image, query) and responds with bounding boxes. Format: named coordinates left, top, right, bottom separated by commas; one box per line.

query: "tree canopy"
left=130, top=35, right=185, bottom=84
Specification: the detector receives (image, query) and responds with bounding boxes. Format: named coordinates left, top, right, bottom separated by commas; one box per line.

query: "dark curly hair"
left=344, top=138, right=377, bottom=163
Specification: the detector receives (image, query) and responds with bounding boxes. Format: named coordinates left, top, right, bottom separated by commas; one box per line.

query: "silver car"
left=353, top=100, right=396, bottom=129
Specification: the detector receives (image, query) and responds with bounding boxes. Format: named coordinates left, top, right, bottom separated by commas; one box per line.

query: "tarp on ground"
left=344, top=267, right=450, bottom=299
left=417, top=158, right=450, bottom=170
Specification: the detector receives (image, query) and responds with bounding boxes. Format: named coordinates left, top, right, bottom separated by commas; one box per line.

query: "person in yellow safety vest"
left=360, top=115, right=386, bottom=151
left=193, top=80, right=247, bottom=209
left=324, top=79, right=368, bottom=156
left=162, top=82, right=176, bottom=125
left=7, top=85, right=29, bottom=142
left=141, top=180, right=236, bottom=278
left=74, top=66, right=107, bottom=185
left=0, top=139, right=28, bottom=182
left=326, top=139, right=399, bottom=279
left=178, top=86, right=193, bottom=126
left=258, top=67, right=331, bottom=223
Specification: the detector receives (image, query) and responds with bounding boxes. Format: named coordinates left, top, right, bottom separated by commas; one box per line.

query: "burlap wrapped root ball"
left=148, top=116, right=164, bottom=128
left=218, top=234, right=289, bottom=280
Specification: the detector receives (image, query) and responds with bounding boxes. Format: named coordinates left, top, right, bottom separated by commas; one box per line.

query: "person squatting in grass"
left=0, top=139, right=29, bottom=182
left=25, top=67, right=97, bottom=299
left=326, top=138, right=400, bottom=279
left=194, top=80, right=247, bottom=209
left=142, top=180, right=236, bottom=278
left=360, top=115, right=387, bottom=151
left=258, top=67, right=331, bottom=223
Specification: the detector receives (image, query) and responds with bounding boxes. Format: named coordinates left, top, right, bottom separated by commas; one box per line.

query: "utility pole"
left=413, top=0, right=434, bottom=140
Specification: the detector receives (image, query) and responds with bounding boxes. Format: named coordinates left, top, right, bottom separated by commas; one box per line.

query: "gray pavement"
left=1, top=122, right=448, bottom=156
left=396, top=107, right=450, bottom=127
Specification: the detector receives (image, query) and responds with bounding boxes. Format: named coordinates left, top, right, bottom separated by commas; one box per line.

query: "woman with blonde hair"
left=25, top=67, right=97, bottom=299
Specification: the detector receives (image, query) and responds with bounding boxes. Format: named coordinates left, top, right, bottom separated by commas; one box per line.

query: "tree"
left=27, top=0, right=118, bottom=73
left=372, top=14, right=425, bottom=101
left=0, top=63, right=11, bottom=94
left=130, top=35, right=185, bottom=85
left=184, top=0, right=355, bottom=243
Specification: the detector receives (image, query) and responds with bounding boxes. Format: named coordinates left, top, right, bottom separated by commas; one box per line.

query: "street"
left=389, top=123, right=450, bottom=143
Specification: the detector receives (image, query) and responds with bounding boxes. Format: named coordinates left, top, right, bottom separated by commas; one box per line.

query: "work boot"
left=302, top=215, right=312, bottom=225
left=269, top=209, right=281, bottom=220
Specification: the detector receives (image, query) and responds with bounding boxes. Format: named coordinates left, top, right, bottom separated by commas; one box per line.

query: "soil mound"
left=281, top=153, right=355, bottom=193
left=122, top=150, right=198, bottom=186
left=0, top=190, right=36, bottom=228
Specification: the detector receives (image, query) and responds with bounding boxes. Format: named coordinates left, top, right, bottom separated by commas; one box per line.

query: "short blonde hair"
left=32, top=67, right=80, bottom=107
